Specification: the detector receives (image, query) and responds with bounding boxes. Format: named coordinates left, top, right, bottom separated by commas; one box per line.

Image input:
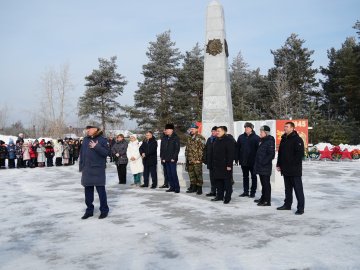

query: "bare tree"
left=0, top=104, right=8, bottom=131
left=39, top=64, right=73, bottom=137
left=270, top=68, right=292, bottom=119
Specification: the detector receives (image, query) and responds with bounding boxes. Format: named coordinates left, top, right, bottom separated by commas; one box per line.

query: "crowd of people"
left=0, top=133, right=81, bottom=169
left=1, top=121, right=306, bottom=219
left=103, top=121, right=304, bottom=219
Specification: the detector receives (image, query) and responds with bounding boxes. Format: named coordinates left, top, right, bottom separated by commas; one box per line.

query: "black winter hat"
left=260, top=125, right=271, bottom=132
left=165, top=123, right=175, bottom=130
left=244, top=122, right=254, bottom=129
left=211, top=126, right=218, bottom=131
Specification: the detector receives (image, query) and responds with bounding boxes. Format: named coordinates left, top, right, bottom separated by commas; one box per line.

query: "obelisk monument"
left=201, top=0, right=234, bottom=138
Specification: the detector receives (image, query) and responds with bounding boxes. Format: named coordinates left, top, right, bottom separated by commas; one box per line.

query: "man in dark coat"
left=111, top=134, right=128, bottom=184
left=203, top=126, right=218, bottom=197
left=236, top=122, right=260, bottom=198
left=0, top=140, right=8, bottom=169
left=160, top=124, right=180, bottom=193
left=159, top=131, right=169, bottom=189
left=253, top=125, right=275, bottom=206
left=276, top=122, right=305, bottom=215
left=139, top=131, right=158, bottom=188
left=210, top=126, right=235, bottom=204
left=79, top=125, right=110, bottom=219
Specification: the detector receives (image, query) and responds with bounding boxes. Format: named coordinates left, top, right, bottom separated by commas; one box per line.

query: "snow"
left=0, top=161, right=359, bottom=269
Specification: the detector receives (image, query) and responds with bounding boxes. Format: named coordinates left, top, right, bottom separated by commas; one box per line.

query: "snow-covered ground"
left=0, top=161, right=359, bottom=270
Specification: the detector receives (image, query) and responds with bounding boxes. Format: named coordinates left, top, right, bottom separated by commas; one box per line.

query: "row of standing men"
left=79, top=121, right=305, bottom=220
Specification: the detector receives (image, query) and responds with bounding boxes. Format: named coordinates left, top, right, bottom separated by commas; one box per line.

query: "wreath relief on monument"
left=206, top=39, right=229, bottom=57
left=206, top=39, right=223, bottom=56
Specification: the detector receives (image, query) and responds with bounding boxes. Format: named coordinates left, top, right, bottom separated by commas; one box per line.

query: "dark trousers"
left=259, top=175, right=271, bottom=203
left=30, top=158, right=37, bottom=168
left=69, top=154, right=74, bottom=165
left=8, top=159, right=15, bottom=168
left=0, top=158, right=5, bottom=168
left=84, top=186, right=109, bottom=214
left=216, top=177, right=233, bottom=201
left=55, top=157, right=62, bottom=166
left=241, top=165, right=257, bottom=195
left=17, top=158, right=24, bottom=168
left=283, top=176, right=305, bottom=211
left=47, top=157, right=54, bottom=167
left=143, top=164, right=157, bottom=187
left=116, top=164, right=127, bottom=184
left=209, top=169, right=216, bottom=194
left=165, top=162, right=180, bottom=192
left=23, top=159, right=30, bottom=168
left=162, top=162, right=169, bottom=186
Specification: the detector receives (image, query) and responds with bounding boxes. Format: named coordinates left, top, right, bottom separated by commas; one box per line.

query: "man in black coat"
left=236, top=122, right=260, bottom=198
left=159, top=131, right=169, bottom=189
left=276, top=122, right=305, bottom=215
left=253, top=125, right=275, bottom=206
left=160, top=124, right=180, bottom=193
left=203, top=126, right=218, bottom=197
left=79, top=125, right=110, bottom=219
left=210, top=126, right=235, bottom=204
left=139, top=131, right=158, bottom=188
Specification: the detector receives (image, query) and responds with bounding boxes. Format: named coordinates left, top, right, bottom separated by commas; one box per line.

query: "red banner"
left=276, top=119, right=308, bottom=148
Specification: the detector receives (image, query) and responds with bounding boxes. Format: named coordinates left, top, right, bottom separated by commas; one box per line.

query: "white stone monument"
left=201, top=0, right=234, bottom=139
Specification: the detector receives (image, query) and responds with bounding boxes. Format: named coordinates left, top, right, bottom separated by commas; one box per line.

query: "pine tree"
left=125, top=31, right=182, bottom=132
left=172, top=43, right=204, bottom=133
left=268, top=33, right=318, bottom=118
left=230, top=52, right=268, bottom=120
left=78, top=56, right=127, bottom=133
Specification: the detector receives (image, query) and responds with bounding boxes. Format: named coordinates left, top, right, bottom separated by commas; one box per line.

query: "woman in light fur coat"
left=126, top=134, right=143, bottom=186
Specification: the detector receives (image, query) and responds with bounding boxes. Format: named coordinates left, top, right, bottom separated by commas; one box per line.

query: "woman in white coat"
left=126, top=134, right=143, bottom=186
left=54, top=139, right=64, bottom=166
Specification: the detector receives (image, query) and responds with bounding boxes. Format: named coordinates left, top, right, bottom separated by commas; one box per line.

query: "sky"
left=0, top=0, right=359, bottom=129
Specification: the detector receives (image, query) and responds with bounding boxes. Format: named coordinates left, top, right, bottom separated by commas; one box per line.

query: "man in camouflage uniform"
left=185, top=123, right=206, bottom=195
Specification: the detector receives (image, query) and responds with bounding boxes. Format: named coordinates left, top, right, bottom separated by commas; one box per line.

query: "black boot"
left=81, top=213, right=93, bottom=219
left=186, top=184, right=194, bottom=192
left=206, top=192, right=216, bottom=197
left=186, top=184, right=197, bottom=193
left=196, top=186, right=202, bottom=195
left=239, top=192, right=249, bottom=197
left=159, top=184, right=169, bottom=188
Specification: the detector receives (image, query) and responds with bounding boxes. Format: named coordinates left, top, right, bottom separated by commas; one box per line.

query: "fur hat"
left=165, top=123, right=175, bottom=130
left=244, top=122, right=254, bottom=129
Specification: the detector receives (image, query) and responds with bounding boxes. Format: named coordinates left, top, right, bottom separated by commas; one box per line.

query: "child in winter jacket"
left=0, top=140, right=8, bottom=169
left=54, top=140, right=63, bottom=166
left=45, top=141, right=54, bottom=167
left=22, top=141, right=31, bottom=168
left=15, top=140, right=24, bottom=168
left=37, top=141, right=46, bottom=167
left=7, top=139, right=16, bottom=168
left=29, top=141, right=37, bottom=168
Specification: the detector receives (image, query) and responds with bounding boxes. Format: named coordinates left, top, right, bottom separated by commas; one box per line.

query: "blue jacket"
left=79, top=131, right=109, bottom=186
left=254, top=135, right=275, bottom=176
left=7, top=144, right=16, bottom=159
left=236, top=131, right=260, bottom=167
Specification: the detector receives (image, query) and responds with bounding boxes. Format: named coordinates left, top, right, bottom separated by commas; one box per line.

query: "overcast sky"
left=0, top=0, right=359, bottom=128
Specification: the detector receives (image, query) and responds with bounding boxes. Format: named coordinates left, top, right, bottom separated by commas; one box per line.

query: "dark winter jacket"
left=139, top=137, right=158, bottom=166
left=160, top=133, right=180, bottom=162
left=45, top=146, right=55, bottom=158
left=276, top=131, right=304, bottom=177
left=236, top=131, right=260, bottom=167
left=210, top=135, right=235, bottom=179
left=204, top=135, right=216, bottom=169
left=111, top=140, right=128, bottom=165
left=7, top=144, right=16, bottom=159
left=254, top=135, right=275, bottom=176
left=79, top=130, right=110, bottom=186
left=73, top=143, right=80, bottom=158
left=16, top=145, right=23, bottom=158
left=0, top=144, right=8, bottom=159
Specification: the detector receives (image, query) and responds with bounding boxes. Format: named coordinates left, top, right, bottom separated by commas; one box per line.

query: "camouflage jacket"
left=185, top=134, right=206, bottom=164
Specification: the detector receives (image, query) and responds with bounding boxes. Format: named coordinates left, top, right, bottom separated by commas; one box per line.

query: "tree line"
left=78, top=22, right=360, bottom=145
